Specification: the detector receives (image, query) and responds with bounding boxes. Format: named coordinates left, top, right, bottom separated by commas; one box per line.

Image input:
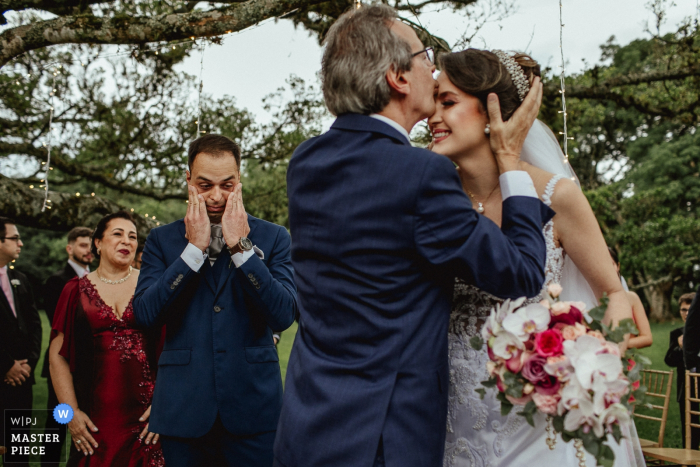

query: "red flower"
left=534, top=329, right=564, bottom=357
left=548, top=305, right=584, bottom=327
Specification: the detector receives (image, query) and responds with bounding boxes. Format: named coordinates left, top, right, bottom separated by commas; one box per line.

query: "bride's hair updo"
left=439, top=49, right=541, bottom=121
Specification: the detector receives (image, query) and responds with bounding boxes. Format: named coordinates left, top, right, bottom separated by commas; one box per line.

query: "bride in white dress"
left=428, top=49, right=646, bottom=467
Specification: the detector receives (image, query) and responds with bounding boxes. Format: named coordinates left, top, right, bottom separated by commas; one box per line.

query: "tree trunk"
left=0, top=174, right=155, bottom=238
left=637, top=273, right=674, bottom=321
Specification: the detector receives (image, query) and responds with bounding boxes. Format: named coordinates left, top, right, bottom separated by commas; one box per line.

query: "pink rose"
left=506, top=393, right=533, bottom=406
left=534, top=374, right=561, bottom=396
left=532, top=392, right=561, bottom=415
left=535, top=329, right=564, bottom=357
left=560, top=326, right=578, bottom=341
left=551, top=301, right=571, bottom=315
left=587, top=330, right=606, bottom=344
left=547, top=283, right=563, bottom=298
left=549, top=306, right=584, bottom=327
left=522, top=353, right=548, bottom=383
left=506, top=350, right=528, bottom=373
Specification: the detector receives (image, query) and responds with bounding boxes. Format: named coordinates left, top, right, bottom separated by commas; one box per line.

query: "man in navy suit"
left=134, top=134, right=297, bottom=467
left=274, top=5, right=551, bottom=467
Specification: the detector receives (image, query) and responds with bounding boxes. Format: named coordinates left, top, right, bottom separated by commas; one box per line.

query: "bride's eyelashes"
left=441, top=100, right=455, bottom=107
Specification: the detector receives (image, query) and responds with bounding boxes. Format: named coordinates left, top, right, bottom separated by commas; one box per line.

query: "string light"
left=41, top=69, right=57, bottom=212
left=356, top=0, right=362, bottom=9
left=558, top=0, right=575, bottom=182
left=196, top=39, right=206, bottom=136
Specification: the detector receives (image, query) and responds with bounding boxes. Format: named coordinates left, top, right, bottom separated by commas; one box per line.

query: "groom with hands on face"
left=133, top=134, right=297, bottom=467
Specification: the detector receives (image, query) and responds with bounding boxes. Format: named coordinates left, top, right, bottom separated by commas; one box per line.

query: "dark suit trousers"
left=680, top=400, right=700, bottom=449
left=160, top=416, right=275, bottom=467
left=0, top=381, right=32, bottom=467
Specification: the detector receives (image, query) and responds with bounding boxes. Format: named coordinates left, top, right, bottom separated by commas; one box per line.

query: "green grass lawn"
left=15, top=313, right=684, bottom=466
left=633, top=320, right=686, bottom=448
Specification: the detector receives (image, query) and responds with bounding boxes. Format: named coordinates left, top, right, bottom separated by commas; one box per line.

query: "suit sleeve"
left=414, top=156, right=551, bottom=299
left=684, top=286, right=700, bottom=371
left=236, top=227, right=297, bottom=332
left=44, top=275, right=64, bottom=326
left=665, top=328, right=684, bottom=368
left=133, top=227, right=201, bottom=328
left=22, top=278, right=42, bottom=370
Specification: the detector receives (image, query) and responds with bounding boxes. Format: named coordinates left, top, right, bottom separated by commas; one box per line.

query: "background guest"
left=609, top=247, right=652, bottom=349
left=665, top=292, right=697, bottom=447
left=41, top=226, right=93, bottom=466
left=50, top=211, right=163, bottom=466
left=132, top=244, right=144, bottom=270
left=0, top=217, right=42, bottom=466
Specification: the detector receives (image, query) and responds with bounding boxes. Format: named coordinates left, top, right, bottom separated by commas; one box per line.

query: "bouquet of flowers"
left=470, top=284, right=649, bottom=467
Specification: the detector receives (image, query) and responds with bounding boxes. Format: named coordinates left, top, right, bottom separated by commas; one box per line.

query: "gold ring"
left=76, top=440, right=81, bottom=444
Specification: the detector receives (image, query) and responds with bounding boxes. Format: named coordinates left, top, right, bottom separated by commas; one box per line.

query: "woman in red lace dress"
left=49, top=211, right=164, bottom=467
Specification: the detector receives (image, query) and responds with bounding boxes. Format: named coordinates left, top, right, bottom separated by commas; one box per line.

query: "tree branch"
left=0, top=141, right=188, bottom=200
left=0, top=173, right=155, bottom=236
left=0, top=0, right=326, bottom=68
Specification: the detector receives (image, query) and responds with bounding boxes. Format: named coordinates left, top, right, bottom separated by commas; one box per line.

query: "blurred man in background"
left=0, top=217, right=41, bottom=466
left=41, top=226, right=92, bottom=466
left=670, top=292, right=699, bottom=448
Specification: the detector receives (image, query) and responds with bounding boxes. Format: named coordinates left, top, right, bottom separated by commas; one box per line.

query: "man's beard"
left=207, top=212, right=224, bottom=224
left=73, top=254, right=91, bottom=267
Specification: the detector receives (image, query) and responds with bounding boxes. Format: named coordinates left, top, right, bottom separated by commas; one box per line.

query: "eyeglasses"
left=2, top=236, right=21, bottom=243
left=411, top=47, right=434, bottom=64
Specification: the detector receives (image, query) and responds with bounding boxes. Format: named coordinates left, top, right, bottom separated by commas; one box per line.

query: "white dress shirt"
left=67, top=259, right=90, bottom=277
left=180, top=225, right=263, bottom=273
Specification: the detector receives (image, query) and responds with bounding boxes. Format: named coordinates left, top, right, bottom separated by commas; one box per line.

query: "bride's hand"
left=487, top=76, right=543, bottom=173
left=138, top=405, right=160, bottom=445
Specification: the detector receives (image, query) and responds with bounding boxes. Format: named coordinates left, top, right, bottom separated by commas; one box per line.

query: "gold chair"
left=643, top=371, right=700, bottom=466
left=633, top=369, right=674, bottom=448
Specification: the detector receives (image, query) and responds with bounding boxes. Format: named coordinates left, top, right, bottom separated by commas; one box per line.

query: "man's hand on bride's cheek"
left=487, top=76, right=543, bottom=173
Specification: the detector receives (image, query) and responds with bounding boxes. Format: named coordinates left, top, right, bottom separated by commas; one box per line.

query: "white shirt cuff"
left=499, top=171, right=538, bottom=200
left=231, top=246, right=264, bottom=268
left=181, top=243, right=207, bottom=272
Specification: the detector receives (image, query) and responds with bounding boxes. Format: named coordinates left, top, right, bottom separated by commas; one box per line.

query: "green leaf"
left=470, top=335, right=484, bottom=350
left=612, top=425, right=623, bottom=444
left=475, top=388, right=486, bottom=399
left=552, top=416, right=565, bottom=434
left=481, top=378, right=498, bottom=388
left=496, top=392, right=514, bottom=416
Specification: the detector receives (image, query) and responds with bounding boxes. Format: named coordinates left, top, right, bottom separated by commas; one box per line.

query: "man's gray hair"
left=321, top=3, right=413, bottom=116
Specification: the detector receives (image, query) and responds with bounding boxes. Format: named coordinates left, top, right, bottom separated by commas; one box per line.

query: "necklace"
left=96, top=266, right=132, bottom=285
left=465, top=183, right=500, bottom=214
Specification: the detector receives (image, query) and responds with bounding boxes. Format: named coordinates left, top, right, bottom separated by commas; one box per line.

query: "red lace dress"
left=51, top=276, right=165, bottom=467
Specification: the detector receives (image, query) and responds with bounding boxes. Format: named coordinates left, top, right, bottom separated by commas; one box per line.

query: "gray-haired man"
left=275, top=4, right=547, bottom=466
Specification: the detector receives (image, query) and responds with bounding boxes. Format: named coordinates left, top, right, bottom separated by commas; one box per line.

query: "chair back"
left=633, top=369, right=674, bottom=447
left=685, top=371, right=700, bottom=449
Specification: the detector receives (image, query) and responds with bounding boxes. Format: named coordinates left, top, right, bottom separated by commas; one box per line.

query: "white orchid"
left=481, top=297, right=525, bottom=341
left=490, top=331, right=525, bottom=360
left=544, top=355, right=572, bottom=381
left=592, top=376, right=629, bottom=414
left=501, top=303, right=551, bottom=342
left=563, top=335, right=623, bottom=390
left=600, top=403, right=631, bottom=431
left=557, top=375, right=591, bottom=415
left=564, top=398, right=604, bottom=438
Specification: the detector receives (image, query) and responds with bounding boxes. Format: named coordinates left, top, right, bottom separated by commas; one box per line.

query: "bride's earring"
left=484, top=124, right=491, bottom=135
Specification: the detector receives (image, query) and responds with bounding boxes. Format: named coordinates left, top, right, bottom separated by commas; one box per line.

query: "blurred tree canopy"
left=540, top=8, right=700, bottom=320
left=1, top=0, right=699, bottom=319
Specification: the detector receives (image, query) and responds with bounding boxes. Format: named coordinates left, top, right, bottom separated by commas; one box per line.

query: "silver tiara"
left=492, top=50, right=530, bottom=101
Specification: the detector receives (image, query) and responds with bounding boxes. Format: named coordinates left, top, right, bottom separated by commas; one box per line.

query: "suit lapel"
left=0, top=283, right=14, bottom=321
left=177, top=221, right=216, bottom=294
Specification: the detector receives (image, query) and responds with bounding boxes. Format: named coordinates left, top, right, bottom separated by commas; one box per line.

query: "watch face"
left=240, top=237, right=253, bottom=250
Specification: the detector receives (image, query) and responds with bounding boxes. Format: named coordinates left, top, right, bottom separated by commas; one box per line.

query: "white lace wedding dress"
left=443, top=174, right=646, bottom=467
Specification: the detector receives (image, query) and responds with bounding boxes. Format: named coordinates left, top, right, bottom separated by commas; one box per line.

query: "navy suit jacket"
left=274, top=114, right=553, bottom=467
left=133, top=215, right=297, bottom=438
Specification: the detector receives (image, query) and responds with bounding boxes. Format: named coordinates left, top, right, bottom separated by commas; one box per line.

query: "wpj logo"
left=3, top=408, right=68, bottom=463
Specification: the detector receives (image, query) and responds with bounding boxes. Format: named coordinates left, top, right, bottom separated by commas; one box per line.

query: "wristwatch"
left=227, top=237, right=253, bottom=256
